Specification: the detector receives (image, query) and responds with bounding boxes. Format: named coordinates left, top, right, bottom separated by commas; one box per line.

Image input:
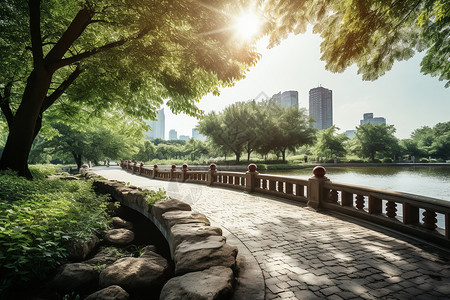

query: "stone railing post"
left=208, top=164, right=217, bottom=186
left=153, top=164, right=158, bottom=179
left=170, top=164, right=176, bottom=180
left=245, top=163, right=258, bottom=193
left=182, top=164, right=188, bottom=182
left=307, top=166, right=330, bottom=209
left=139, top=162, right=144, bottom=174
left=132, top=161, right=137, bottom=174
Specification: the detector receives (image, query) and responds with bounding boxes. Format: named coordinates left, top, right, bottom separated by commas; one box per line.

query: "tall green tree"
left=314, top=126, right=348, bottom=159
left=0, top=0, right=262, bottom=178
left=355, top=123, right=399, bottom=161
left=270, top=106, right=316, bottom=161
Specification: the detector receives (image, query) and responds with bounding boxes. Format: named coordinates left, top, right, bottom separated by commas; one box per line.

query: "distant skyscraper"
left=179, top=135, right=189, bottom=141
left=360, top=113, right=386, bottom=125
left=192, top=128, right=206, bottom=141
left=271, top=92, right=282, bottom=105
left=309, top=87, right=333, bottom=130
left=169, top=129, right=178, bottom=140
left=146, top=108, right=165, bottom=140
left=281, top=91, right=298, bottom=108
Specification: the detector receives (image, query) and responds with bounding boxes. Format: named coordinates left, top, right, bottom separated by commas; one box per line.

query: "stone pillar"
left=307, top=166, right=330, bottom=209
left=245, top=163, right=258, bottom=193
left=208, top=163, right=217, bottom=186
left=182, top=164, right=188, bottom=182
left=139, top=162, right=144, bottom=174
left=153, top=164, right=158, bottom=179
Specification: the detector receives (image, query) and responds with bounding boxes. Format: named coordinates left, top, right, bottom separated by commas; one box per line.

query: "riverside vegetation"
left=0, top=165, right=168, bottom=298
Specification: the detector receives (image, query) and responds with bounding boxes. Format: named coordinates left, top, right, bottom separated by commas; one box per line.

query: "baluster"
left=286, top=182, right=293, bottom=195
left=296, top=184, right=304, bottom=197
left=446, top=212, right=449, bottom=239
left=262, top=179, right=267, bottom=190
left=403, top=203, right=419, bottom=224
left=329, top=189, right=338, bottom=203
left=422, top=210, right=437, bottom=230
left=269, top=180, right=276, bottom=191
left=386, top=201, right=397, bottom=218
left=355, top=194, right=365, bottom=210
left=341, top=191, right=353, bottom=207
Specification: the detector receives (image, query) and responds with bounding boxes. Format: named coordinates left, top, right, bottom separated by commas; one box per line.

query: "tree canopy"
left=266, top=0, right=450, bottom=86
left=0, top=0, right=263, bottom=177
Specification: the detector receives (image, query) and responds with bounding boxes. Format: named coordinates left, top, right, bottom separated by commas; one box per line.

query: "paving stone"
left=93, top=167, right=450, bottom=300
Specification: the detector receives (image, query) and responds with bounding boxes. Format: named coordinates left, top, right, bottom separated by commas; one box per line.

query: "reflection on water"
left=267, top=166, right=450, bottom=201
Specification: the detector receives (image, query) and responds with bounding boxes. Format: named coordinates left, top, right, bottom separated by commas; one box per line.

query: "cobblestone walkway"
left=94, top=167, right=450, bottom=300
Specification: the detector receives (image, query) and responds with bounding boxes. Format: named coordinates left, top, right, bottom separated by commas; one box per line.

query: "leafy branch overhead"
left=266, top=0, right=450, bottom=87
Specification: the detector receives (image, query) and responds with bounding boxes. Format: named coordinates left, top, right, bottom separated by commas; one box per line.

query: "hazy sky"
left=162, top=29, right=449, bottom=139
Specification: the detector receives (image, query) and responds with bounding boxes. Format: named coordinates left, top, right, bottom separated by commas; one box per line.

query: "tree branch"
left=51, top=26, right=152, bottom=70
left=0, top=81, right=15, bottom=129
left=28, top=0, right=44, bottom=69
left=44, top=6, right=95, bottom=67
left=41, top=66, right=84, bottom=113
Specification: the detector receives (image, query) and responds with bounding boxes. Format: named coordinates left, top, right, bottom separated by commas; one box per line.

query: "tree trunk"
left=235, top=152, right=240, bottom=163
left=0, top=70, right=51, bottom=179
left=72, top=151, right=82, bottom=170
left=282, top=149, right=286, bottom=162
left=247, top=150, right=251, bottom=161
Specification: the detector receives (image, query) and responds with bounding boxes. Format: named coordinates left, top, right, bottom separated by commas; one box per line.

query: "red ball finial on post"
left=313, top=166, right=326, bottom=178
left=153, top=164, right=158, bottom=169
left=209, top=163, right=217, bottom=171
left=171, top=164, right=176, bottom=170
left=248, top=163, right=257, bottom=172
left=182, top=164, right=188, bottom=169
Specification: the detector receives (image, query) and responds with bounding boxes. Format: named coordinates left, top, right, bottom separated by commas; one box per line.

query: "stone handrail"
left=323, top=180, right=450, bottom=247
left=120, top=161, right=450, bottom=248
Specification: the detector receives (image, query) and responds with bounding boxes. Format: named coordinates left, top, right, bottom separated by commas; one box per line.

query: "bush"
left=0, top=166, right=110, bottom=295
left=419, top=158, right=429, bottom=163
left=347, top=159, right=365, bottom=163
left=382, top=158, right=393, bottom=163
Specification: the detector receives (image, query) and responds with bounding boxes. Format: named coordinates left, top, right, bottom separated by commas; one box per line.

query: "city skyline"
left=160, top=28, right=449, bottom=139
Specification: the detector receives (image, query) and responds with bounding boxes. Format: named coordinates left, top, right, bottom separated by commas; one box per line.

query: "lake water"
left=266, top=166, right=450, bottom=201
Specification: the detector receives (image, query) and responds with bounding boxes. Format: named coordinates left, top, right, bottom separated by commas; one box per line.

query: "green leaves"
left=0, top=165, right=110, bottom=294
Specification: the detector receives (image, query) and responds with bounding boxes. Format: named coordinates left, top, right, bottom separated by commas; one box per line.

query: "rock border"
left=92, top=177, right=240, bottom=298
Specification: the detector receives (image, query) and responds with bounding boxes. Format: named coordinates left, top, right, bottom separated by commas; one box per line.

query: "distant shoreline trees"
left=198, top=100, right=317, bottom=162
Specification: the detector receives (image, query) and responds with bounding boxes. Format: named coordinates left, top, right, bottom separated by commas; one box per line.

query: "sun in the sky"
left=234, top=10, right=262, bottom=41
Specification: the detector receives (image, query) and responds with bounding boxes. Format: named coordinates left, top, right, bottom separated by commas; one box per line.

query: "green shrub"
left=419, top=158, right=429, bottom=163
left=382, top=158, right=393, bottom=163
left=0, top=166, right=110, bottom=295
left=142, top=188, right=167, bottom=205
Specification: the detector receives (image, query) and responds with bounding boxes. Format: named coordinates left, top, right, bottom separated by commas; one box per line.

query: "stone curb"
left=90, top=175, right=249, bottom=298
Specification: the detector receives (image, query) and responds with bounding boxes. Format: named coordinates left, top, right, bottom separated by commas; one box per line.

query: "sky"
left=162, top=29, right=449, bottom=139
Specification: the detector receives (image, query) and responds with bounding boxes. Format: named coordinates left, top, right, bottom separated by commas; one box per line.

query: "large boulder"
left=99, top=248, right=169, bottom=292
left=151, top=198, right=191, bottom=224
left=51, top=263, right=99, bottom=294
left=169, top=223, right=223, bottom=253
left=104, top=228, right=135, bottom=246
left=174, top=236, right=238, bottom=275
left=161, top=210, right=210, bottom=229
left=66, top=234, right=100, bottom=261
left=160, top=266, right=234, bottom=300
left=112, top=216, right=133, bottom=230
left=85, top=247, right=129, bottom=267
left=84, top=285, right=129, bottom=300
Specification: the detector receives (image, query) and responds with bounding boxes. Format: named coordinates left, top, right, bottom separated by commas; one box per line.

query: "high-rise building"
left=169, top=129, right=178, bottom=140
left=271, top=92, right=282, bottom=106
left=179, top=135, right=189, bottom=141
left=281, top=90, right=298, bottom=108
left=360, top=113, right=386, bottom=125
left=192, top=128, right=206, bottom=141
left=309, top=87, right=333, bottom=130
left=271, top=90, right=298, bottom=108
left=145, top=108, right=165, bottom=140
